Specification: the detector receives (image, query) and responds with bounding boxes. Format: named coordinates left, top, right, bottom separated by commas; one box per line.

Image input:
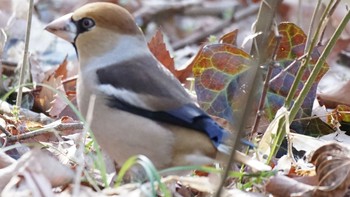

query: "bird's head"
left=45, top=2, right=145, bottom=67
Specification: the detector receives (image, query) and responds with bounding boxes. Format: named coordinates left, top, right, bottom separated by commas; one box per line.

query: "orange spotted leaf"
left=192, top=22, right=330, bottom=135
left=191, top=43, right=252, bottom=123
left=266, top=22, right=330, bottom=134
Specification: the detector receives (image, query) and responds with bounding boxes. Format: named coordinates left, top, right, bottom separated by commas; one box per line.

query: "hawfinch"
left=45, top=2, right=233, bottom=169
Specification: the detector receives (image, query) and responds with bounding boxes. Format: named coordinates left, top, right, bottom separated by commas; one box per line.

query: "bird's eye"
left=81, top=18, right=95, bottom=29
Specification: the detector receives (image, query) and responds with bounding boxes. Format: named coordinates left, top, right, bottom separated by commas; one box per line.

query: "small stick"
left=250, top=28, right=281, bottom=136
left=4, top=122, right=83, bottom=143
left=16, top=0, right=34, bottom=108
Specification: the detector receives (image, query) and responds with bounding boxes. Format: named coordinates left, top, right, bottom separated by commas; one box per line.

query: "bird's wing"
left=96, top=55, right=190, bottom=110
left=96, top=55, right=230, bottom=148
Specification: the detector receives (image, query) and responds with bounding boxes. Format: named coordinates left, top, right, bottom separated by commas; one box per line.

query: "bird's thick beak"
left=45, top=13, right=76, bottom=43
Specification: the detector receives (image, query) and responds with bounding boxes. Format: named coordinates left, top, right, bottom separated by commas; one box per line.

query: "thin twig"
left=250, top=30, right=281, bottom=136
left=269, top=54, right=307, bottom=84
left=51, top=122, right=84, bottom=131
left=266, top=0, right=349, bottom=161
left=290, top=8, right=350, bottom=122
left=15, top=0, right=34, bottom=108
left=4, top=122, right=83, bottom=143
left=317, top=0, right=341, bottom=46
left=0, top=101, right=53, bottom=124
left=0, top=124, right=11, bottom=137
left=305, top=0, right=322, bottom=53
left=284, top=0, right=335, bottom=108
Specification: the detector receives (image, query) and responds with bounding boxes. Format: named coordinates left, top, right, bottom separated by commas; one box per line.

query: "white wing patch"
left=98, top=84, right=151, bottom=110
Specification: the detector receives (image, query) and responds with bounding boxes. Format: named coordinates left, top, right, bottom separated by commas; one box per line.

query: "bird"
left=44, top=2, right=250, bottom=169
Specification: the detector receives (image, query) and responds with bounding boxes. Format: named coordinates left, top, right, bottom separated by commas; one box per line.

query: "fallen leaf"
left=310, top=143, right=350, bottom=197
left=148, top=29, right=193, bottom=83
left=0, top=149, right=74, bottom=192
left=148, top=29, right=174, bottom=70
left=318, top=80, right=350, bottom=108
left=219, top=29, right=238, bottom=46
left=54, top=55, right=69, bottom=80
left=34, top=75, right=63, bottom=114
left=265, top=174, right=314, bottom=197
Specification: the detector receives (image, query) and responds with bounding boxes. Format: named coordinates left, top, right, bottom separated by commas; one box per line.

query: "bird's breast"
left=77, top=72, right=175, bottom=168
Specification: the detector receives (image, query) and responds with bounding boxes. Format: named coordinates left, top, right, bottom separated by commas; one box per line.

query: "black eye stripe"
left=71, top=17, right=95, bottom=50
left=74, top=17, right=95, bottom=35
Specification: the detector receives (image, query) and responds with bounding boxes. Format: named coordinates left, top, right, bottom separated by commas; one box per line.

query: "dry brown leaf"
left=50, top=96, right=78, bottom=119
left=61, top=116, right=74, bottom=123
left=2, top=171, right=54, bottom=197
left=42, top=139, right=77, bottom=166
left=7, top=121, right=28, bottom=136
left=148, top=29, right=175, bottom=71
left=49, top=77, right=78, bottom=118
left=219, top=29, right=238, bottom=46
left=62, top=76, right=77, bottom=98
left=31, top=57, right=78, bottom=118
left=148, top=29, right=193, bottom=83
left=265, top=174, right=314, bottom=197
left=24, top=120, right=43, bottom=130
left=318, top=80, right=350, bottom=108
left=0, top=149, right=74, bottom=192
left=35, top=75, right=63, bottom=113
left=54, top=55, right=69, bottom=80
left=34, top=72, right=72, bottom=118
left=48, top=92, right=69, bottom=118
left=309, top=143, right=350, bottom=197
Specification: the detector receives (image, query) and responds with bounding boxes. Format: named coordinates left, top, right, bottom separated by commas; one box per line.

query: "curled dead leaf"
left=310, top=143, right=350, bottom=197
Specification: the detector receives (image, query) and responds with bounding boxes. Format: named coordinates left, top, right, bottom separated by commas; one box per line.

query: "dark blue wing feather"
left=107, top=97, right=229, bottom=147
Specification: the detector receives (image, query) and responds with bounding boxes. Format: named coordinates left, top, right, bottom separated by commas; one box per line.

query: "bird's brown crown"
left=72, top=2, right=141, bottom=36
left=71, top=2, right=145, bottom=64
